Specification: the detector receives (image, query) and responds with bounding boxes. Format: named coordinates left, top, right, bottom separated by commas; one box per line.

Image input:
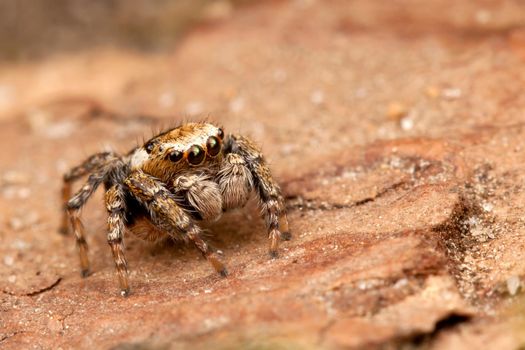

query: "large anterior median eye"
left=187, top=145, right=205, bottom=165
left=169, top=150, right=183, bottom=163
left=206, top=136, right=221, bottom=157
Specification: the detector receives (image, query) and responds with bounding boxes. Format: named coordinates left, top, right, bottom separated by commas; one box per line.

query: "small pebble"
left=482, top=202, right=493, bottom=212
left=400, top=117, right=414, bottom=131
left=394, top=278, right=408, bottom=289
left=386, top=102, right=407, bottom=121
left=310, top=90, right=324, bottom=105
left=425, top=86, right=440, bottom=98
left=3, top=255, right=14, bottom=266
left=507, top=276, right=521, bottom=296
left=442, top=87, right=462, bottom=99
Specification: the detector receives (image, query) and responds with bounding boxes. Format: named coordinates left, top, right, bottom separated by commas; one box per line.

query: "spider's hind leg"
left=65, top=165, right=111, bottom=277
left=60, top=152, right=116, bottom=234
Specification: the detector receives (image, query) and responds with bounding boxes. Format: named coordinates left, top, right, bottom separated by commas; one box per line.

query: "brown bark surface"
left=2, top=1, right=525, bottom=349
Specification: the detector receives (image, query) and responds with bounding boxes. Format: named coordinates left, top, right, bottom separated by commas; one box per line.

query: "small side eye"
left=187, top=145, right=205, bottom=166
left=217, top=128, right=224, bottom=139
left=169, top=150, right=183, bottom=163
left=206, top=136, right=221, bottom=157
left=145, top=141, right=155, bottom=154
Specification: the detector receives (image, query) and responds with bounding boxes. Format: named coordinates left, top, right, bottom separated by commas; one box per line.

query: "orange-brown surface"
left=2, top=1, right=525, bottom=349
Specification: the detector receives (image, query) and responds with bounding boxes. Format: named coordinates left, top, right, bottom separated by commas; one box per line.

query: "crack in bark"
left=0, top=331, right=25, bottom=344
left=1, top=277, right=61, bottom=297
left=286, top=180, right=408, bottom=212
left=389, top=312, right=471, bottom=348
left=431, top=164, right=503, bottom=301
left=26, top=277, right=62, bottom=296
left=316, top=311, right=471, bottom=349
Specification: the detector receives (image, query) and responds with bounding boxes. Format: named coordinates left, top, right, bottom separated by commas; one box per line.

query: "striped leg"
left=66, top=168, right=108, bottom=277
left=67, top=208, right=90, bottom=277
left=105, top=184, right=130, bottom=296
left=60, top=152, right=116, bottom=234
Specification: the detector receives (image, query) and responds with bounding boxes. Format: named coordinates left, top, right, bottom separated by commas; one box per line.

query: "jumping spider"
left=60, top=122, right=290, bottom=296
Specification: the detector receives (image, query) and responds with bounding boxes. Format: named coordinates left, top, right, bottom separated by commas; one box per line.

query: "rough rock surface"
left=2, top=1, right=525, bottom=349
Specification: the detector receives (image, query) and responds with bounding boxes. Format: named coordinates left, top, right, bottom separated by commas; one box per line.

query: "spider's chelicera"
left=60, top=122, right=290, bottom=296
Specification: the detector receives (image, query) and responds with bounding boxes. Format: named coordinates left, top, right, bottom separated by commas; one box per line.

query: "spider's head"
left=130, top=122, right=225, bottom=177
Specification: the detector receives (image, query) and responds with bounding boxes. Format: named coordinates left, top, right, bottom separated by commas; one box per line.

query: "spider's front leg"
left=105, top=184, right=130, bottom=296
left=124, top=171, right=228, bottom=278
left=224, top=135, right=290, bottom=258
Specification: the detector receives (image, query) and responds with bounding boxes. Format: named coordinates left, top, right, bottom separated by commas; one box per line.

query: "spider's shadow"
left=123, top=198, right=266, bottom=260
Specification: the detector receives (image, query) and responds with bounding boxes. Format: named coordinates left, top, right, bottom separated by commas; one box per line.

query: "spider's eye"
left=169, top=150, right=183, bottom=163
left=206, top=136, right=221, bottom=157
left=187, top=145, right=205, bottom=166
left=145, top=141, right=155, bottom=154
left=217, top=128, right=224, bottom=139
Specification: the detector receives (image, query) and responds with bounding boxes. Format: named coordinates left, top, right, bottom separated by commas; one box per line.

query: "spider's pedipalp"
left=217, top=153, right=253, bottom=210
left=173, top=173, right=223, bottom=221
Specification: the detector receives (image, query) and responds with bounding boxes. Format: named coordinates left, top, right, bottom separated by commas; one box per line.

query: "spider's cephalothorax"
left=60, top=122, right=290, bottom=296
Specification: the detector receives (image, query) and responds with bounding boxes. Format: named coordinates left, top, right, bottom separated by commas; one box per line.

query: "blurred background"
left=0, top=0, right=248, bottom=61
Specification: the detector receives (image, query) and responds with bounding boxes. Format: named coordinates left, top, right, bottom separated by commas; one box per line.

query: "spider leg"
left=105, top=184, right=130, bottom=296
left=60, top=152, right=117, bottom=234
left=66, top=166, right=110, bottom=277
left=125, top=170, right=228, bottom=277
left=225, top=134, right=290, bottom=257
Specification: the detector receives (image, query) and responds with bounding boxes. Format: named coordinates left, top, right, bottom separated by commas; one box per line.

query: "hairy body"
left=61, top=122, right=290, bottom=296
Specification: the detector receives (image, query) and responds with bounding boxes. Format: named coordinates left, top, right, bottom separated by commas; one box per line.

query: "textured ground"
left=2, top=0, right=525, bottom=349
